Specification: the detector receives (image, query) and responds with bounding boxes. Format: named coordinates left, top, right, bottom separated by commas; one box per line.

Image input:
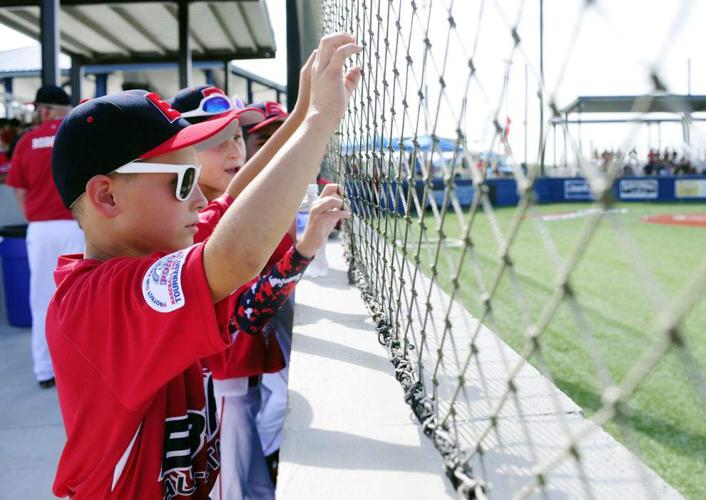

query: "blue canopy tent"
left=340, top=134, right=462, bottom=155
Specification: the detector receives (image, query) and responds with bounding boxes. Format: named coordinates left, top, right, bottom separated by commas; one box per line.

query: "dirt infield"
left=642, top=213, right=706, bottom=227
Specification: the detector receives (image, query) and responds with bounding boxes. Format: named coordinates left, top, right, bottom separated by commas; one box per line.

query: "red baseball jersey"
left=46, top=243, right=233, bottom=499
left=5, top=119, right=74, bottom=221
left=195, top=195, right=303, bottom=379
left=195, top=194, right=294, bottom=268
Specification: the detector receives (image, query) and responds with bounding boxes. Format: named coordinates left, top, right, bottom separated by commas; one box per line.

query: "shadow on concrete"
left=284, top=390, right=459, bottom=497
left=303, top=268, right=353, bottom=290
left=556, top=378, right=706, bottom=462
left=471, top=447, right=570, bottom=500
left=292, top=332, right=391, bottom=375
left=295, top=302, right=371, bottom=325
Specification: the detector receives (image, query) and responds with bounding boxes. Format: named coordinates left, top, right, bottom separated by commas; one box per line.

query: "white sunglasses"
left=180, top=94, right=241, bottom=119
left=112, top=162, right=201, bottom=201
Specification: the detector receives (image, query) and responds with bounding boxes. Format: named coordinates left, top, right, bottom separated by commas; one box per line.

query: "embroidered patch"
left=142, top=247, right=193, bottom=313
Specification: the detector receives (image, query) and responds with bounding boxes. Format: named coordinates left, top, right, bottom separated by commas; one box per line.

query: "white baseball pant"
left=256, top=298, right=294, bottom=456
left=211, top=378, right=275, bottom=500
left=26, top=220, right=83, bottom=382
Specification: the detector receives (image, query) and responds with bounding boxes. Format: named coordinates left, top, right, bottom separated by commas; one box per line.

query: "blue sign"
left=564, top=179, right=593, bottom=200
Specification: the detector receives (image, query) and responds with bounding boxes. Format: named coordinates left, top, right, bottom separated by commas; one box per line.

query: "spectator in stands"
left=5, top=86, right=84, bottom=389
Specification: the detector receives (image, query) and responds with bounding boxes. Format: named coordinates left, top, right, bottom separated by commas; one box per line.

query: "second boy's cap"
left=52, top=89, right=241, bottom=208
left=242, top=101, right=288, bottom=134
left=170, top=85, right=265, bottom=127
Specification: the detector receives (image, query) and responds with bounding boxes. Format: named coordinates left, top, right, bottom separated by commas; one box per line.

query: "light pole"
left=539, top=0, right=545, bottom=176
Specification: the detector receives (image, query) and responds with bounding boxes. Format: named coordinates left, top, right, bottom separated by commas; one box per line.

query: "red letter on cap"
left=145, top=92, right=182, bottom=123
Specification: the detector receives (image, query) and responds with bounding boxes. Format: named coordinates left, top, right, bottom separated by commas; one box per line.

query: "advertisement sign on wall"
left=675, top=179, right=706, bottom=198
left=619, top=179, right=658, bottom=199
left=564, top=179, right=593, bottom=200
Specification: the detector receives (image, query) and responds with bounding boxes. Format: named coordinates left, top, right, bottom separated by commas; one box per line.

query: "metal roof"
left=0, top=45, right=71, bottom=75
left=0, top=1, right=277, bottom=64
left=561, top=94, right=706, bottom=114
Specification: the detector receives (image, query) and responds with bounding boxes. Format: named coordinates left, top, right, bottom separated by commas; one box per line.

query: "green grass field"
left=413, top=202, right=706, bottom=499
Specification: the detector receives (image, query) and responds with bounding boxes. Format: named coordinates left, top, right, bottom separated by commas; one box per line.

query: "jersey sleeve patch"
left=142, top=247, right=194, bottom=313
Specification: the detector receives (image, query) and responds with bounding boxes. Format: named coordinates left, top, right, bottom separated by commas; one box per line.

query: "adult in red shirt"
left=5, top=85, right=83, bottom=388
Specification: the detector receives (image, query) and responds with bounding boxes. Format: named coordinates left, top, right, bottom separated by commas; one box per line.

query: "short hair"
left=70, top=196, right=85, bottom=228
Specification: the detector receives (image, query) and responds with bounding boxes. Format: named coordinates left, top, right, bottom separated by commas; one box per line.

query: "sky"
left=349, top=0, right=706, bottom=166
left=1, top=0, right=704, bottom=164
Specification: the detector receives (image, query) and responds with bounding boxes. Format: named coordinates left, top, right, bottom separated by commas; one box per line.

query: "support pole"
left=523, top=63, right=528, bottom=170
left=95, top=73, right=108, bottom=97
left=178, top=0, right=192, bottom=88
left=682, top=112, right=692, bottom=158
left=563, top=113, right=568, bottom=168
left=247, top=79, right=253, bottom=104
left=41, top=0, right=60, bottom=86
left=203, top=69, right=215, bottom=87
left=687, top=58, right=692, bottom=95
left=223, top=61, right=230, bottom=95
left=3, top=78, right=13, bottom=118
left=286, top=0, right=302, bottom=110
left=538, top=0, right=545, bottom=176
left=70, top=54, right=84, bottom=106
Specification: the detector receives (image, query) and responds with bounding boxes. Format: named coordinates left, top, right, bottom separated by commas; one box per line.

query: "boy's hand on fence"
left=296, top=183, right=350, bottom=258
left=308, top=33, right=362, bottom=131
left=293, top=50, right=316, bottom=117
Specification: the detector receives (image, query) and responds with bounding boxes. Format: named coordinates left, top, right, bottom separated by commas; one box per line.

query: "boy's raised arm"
left=222, top=50, right=316, bottom=201
left=203, top=33, right=362, bottom=302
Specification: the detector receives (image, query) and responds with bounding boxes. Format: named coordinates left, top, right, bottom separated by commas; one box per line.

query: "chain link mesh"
left=320, top=0, right=705, bottom=498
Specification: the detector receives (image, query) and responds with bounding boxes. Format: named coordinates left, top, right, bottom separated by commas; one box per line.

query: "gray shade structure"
left=561, top=94, right=706, bottom=115
left=551, top=93, right=706, bottom=165
left=0, top=1, right=277, bottom=64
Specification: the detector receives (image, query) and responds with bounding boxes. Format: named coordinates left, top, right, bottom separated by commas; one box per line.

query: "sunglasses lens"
left=202, top=96, right=232, bottom=114
left=232, top=95, right=245, bottom=110
left=179, top=167, right=196, bottom=200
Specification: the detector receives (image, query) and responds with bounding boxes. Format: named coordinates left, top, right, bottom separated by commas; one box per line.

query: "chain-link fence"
left=321, top=0, right=706, bottom=498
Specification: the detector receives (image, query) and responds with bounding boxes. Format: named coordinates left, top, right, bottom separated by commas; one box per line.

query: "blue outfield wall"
left=515, top=176, right=706, bottom=204
left=347, top=176, right=706, bottom=216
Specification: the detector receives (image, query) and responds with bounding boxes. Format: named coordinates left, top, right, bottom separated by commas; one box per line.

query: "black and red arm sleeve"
left=232, top=246, right=312, bottom=335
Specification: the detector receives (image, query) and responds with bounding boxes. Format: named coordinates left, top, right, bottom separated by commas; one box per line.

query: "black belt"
left=248, top=375, right=261, bottom=388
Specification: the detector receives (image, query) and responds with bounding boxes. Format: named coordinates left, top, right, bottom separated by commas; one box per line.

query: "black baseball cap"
left=52, top=89, right=241, bottom=208
left=34, top=85, right=71, bottom=106
left=243, top=101, right=288, bottom=134
left=170, top=86, right=264, bottom=126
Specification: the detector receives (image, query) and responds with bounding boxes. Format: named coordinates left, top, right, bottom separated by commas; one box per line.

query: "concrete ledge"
left=278, top=241, right=457, bottom=499
left=279, top=238, right=683, bottom=499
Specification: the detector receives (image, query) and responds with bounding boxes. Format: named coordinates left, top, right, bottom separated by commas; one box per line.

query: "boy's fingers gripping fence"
left=322, top=0, right=706, bottom=498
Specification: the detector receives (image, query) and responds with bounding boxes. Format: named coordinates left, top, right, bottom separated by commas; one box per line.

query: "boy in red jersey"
left=172, top=54, right=345, bottom=499
left=45, top=34, right=361, bottom=499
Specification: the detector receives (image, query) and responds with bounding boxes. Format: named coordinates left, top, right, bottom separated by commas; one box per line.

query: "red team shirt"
left=47, top=192, right=306, bottom=498
left=195, top=195, right=304, bottom=379
left=47, top=244, right=233, bottom=499
left=5, top=119, right=74, bottom=221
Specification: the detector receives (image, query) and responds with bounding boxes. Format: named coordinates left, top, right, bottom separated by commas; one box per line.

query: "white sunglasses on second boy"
left=112, top=162, right=201, bottom=202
